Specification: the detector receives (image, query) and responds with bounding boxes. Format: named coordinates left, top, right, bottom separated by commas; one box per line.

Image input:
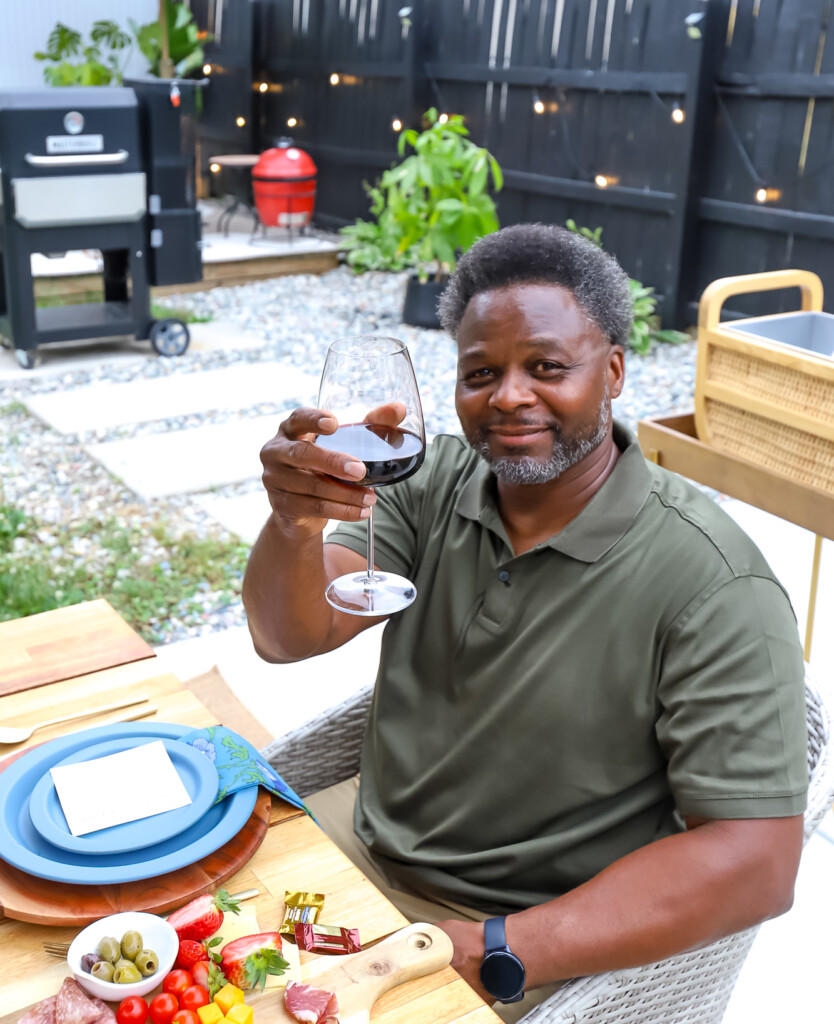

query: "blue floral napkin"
left=179, top=725, right=312, bottom=817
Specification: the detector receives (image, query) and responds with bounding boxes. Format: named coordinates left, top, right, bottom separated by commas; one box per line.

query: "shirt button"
left=498, top=570, right=510, bottom=583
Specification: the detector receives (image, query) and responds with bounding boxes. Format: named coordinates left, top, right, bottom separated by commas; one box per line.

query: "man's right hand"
left=259, top=407, right=375, bottom=539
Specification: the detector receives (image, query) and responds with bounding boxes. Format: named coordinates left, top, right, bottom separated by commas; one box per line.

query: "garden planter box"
left=695, top=270, right=834, bottom=497
left=402, top=276, right=446, bottom=330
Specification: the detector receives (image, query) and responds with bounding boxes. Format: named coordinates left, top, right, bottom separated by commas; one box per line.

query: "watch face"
left=479, top=950, right=526, bottom=1000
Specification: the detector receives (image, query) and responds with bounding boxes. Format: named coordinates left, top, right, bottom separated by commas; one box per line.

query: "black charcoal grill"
left=0, top=80, right=202, bottom=369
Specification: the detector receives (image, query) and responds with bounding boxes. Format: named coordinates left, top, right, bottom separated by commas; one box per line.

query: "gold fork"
left=42, top=888, right=260, bottom=956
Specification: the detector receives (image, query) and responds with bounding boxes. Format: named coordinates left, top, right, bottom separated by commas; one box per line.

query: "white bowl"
left=67, top=911, right=178, bottom=1001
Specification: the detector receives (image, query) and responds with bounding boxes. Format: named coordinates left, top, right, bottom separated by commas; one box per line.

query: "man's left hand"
left=434, top=919, right=492, bottom=1004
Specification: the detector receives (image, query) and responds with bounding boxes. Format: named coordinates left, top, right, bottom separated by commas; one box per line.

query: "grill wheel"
left=149, top=318, right=190, bottom=358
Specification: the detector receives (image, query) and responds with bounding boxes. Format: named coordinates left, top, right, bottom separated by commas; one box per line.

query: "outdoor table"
left=208, top=153, right=261, bottom=236
left=0, top=609, right=500, bottom=1024
left=0, top=599, right=155, bottom=697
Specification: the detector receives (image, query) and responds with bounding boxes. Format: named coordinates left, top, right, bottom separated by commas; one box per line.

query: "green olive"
left=134, top=950, right=158, bottom=977
left=120, top=929, right=143, bottom=961
left=114, top=958, right=133, bottom=972
left=91, top=961, right=115, bottom=982
left=113, top=963, right=142, bottom=984
left=96, top=937, right=121, bottom=964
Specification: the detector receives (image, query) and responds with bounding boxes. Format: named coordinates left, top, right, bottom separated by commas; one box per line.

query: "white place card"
left=50, top=740, right=192, bottom=836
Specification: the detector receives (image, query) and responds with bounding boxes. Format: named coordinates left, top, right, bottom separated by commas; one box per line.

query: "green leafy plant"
left=34, top=21, right=132, bottom=85
left=341, top=108, right=503, bottom=282
left=565, top=220, right=689, bottom=355
left=129, top=0, right=210, bottom=79
left=35, top=3, right=210, bottom=86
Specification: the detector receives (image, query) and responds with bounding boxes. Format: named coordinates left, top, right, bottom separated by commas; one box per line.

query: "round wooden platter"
left=0, top=746, right=272, bottom=925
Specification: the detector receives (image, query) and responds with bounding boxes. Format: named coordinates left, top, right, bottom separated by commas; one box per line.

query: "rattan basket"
left=695, top=270, right=834, bottom=496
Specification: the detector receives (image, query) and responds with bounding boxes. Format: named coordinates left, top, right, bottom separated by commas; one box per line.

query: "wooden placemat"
left=0, top=600, right=154, bottom=698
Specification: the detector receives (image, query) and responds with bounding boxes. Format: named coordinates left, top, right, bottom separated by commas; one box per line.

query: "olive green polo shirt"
left=325, top=423, right=807, bottom=915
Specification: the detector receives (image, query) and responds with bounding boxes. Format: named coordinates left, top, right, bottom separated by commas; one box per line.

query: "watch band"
left=484, top=915, right=509, bottom=952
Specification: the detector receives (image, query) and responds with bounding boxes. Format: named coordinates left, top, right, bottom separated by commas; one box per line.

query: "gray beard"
left=470, top=386, right=610, bottom=485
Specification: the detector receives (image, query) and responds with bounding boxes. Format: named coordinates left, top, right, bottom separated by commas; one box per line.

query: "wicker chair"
left=261, top=667, right=834, bottom=1024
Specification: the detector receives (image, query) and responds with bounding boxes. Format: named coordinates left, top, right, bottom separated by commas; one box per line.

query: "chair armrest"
left=519, top=927, right=760, bottom=1023
left=259, top=684, right=374, bottom=797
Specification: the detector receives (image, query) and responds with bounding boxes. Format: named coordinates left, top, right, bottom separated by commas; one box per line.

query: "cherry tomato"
left=117, top=997, right=149, bottom=1024
left=179, top=986, right=210, bottom=1012
left=172, top=1013, right=201, bottom=1024
left=189, top=962, right=210, bottom=989
left=148, top=993, right=179, bottom=1024
left=162, top=970, right=194, bottom=1000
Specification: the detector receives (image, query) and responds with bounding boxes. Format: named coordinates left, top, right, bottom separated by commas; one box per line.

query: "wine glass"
left=315, top=335, right=425, bottom=616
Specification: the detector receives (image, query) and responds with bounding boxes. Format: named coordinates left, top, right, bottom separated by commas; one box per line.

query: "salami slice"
left=18, top=995, right=56, bottom=1024
left=89, top=999, right=117, bottom=1024
left=284, top=981, right=340, bottom=1023
left=55, top=979, right=100, bottom=1024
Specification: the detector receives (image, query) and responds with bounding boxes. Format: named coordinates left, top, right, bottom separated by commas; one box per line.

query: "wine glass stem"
left=366, top=492, right=375, bottom=583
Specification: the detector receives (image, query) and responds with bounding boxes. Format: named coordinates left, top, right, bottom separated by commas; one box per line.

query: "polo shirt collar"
left=455, top=421, right=653, bottom=563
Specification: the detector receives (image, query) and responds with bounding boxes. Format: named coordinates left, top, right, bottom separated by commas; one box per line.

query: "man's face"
left=454, top=283, right=625, bottom=485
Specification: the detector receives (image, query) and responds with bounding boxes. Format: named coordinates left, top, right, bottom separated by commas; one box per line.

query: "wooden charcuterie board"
left=0, top=744, right=273, bottom=925
left=252, top=923, right=455, bottom=1023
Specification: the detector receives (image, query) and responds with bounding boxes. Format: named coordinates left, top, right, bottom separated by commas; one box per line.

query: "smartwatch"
left=479, top=916, right=526, bottom=1004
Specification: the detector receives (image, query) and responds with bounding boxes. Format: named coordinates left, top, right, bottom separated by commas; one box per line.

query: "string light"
left=209, top=162, right=220, bottom=173
left=533, top=93, right=545, bottom=114
left=438, top=112, right=449, bottom=124
left=671, top=105, right=685, bottom=124
left=202, top=64, right=212, bottom=75
left=258, top=82, right=268, bottom=93
left=392, top=118, right=403, bottom=131
left=594, top=174, right=619, bottom=188
left=287, top=117, right=298, bottom=128
left=236, top=116, right=246, bottom=127
left=330, top=73, right=340, bottom=85
left=755, top=187, right=781, bottom=203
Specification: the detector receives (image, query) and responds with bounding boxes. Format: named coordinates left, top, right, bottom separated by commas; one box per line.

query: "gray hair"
left=438, top=223, right=633, bottom=347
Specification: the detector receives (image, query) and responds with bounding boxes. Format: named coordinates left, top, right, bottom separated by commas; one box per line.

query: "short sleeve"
left=656, top=573, right=807, bottom=819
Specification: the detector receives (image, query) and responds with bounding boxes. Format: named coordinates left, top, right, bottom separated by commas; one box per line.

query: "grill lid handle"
left=24, top=149, right=129, bottom=167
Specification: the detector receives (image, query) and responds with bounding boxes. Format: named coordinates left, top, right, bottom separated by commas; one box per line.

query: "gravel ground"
left=0, top=267, right=698, bottom=643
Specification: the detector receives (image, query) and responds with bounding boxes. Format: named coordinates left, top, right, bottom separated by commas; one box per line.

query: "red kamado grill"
left=252, top=139, right=317, bottom=232
left=0, top=79, right=203, bottom=369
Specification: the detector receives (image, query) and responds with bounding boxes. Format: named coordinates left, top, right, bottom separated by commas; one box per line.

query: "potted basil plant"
left=340, top=108, right=503, bottom=329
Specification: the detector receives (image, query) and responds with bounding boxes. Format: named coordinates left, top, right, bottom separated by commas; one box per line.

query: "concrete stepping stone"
left=196, top=490, right=344, bottom=545
left=86, top=415, right=285, bottom=499
left=25, top=360, right=317, bottom=435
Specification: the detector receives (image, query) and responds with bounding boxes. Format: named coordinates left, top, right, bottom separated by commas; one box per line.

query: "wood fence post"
left=673, top=0, right=730, bottom=328
left=402, top=0, right=429, bottom=128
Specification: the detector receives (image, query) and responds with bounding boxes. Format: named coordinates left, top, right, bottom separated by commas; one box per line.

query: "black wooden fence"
left=193, top=0, right=834, bottom=328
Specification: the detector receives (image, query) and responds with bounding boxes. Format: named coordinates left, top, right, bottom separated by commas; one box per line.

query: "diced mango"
left=214, top=985, right=246, bottom=1016
left=223, top=1004, right=253, bottom=1024
left=197, top=1004, right=225, bottom=1024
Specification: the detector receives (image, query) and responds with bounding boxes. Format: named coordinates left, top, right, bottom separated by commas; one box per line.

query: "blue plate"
left=0, top=723, right=257, bottom=884
left=28, top=736, right=219, bottom=854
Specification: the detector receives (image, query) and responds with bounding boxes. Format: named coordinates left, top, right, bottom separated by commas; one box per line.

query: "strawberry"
left=175, top=936, right=224, bottom=970
left=219, top=933, right=288, bottom=992
left=167, top=889, right=241, bottom=941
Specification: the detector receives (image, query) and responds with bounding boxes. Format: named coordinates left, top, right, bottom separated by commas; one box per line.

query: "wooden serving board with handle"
left=252, top=922, right=454, bottom=1023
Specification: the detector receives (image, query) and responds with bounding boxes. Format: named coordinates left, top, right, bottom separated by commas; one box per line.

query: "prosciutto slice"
left=18, top=996, right=56, bottom=1024
left=284, top=981, right=340, bottom=1023
left=55, top=980, right=101, bottom=1024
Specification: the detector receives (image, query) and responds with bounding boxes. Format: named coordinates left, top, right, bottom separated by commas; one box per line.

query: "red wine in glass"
left=315, top=423, right=425, bottom=487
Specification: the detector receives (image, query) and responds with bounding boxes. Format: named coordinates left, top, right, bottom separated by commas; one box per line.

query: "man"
left=242, top=224, right=807, bottom=1022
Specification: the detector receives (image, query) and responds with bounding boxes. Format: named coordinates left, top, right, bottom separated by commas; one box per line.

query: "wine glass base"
left=325, top=572, right=417, bottom=617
